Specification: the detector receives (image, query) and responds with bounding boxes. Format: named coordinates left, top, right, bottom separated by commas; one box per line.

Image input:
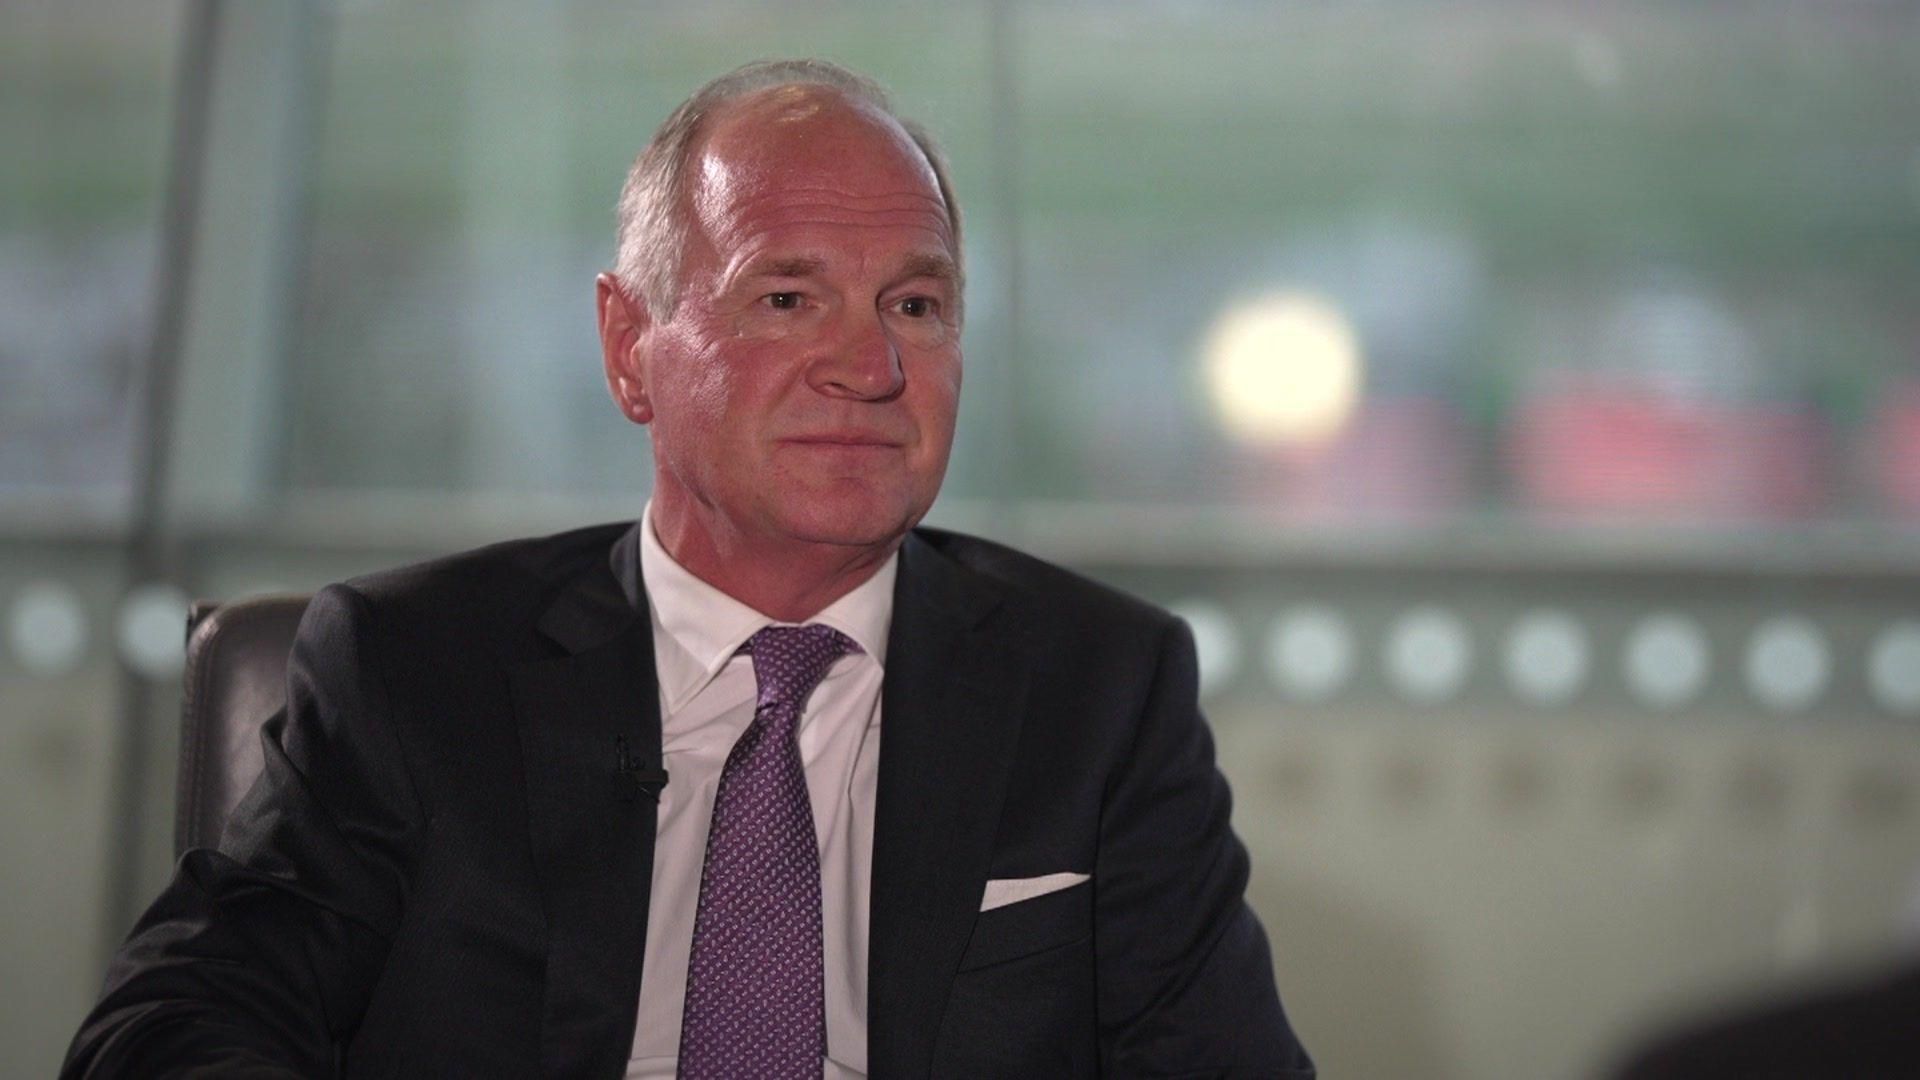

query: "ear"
left=597, top=272, right=654, bottom=425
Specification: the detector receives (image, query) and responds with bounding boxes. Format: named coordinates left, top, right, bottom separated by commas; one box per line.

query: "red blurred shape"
left=1864, top=379, right=1920, bottom=519
left=1229, top=397, right=1469, bottom=522
left=1507, top=391, right=1827, bottom=522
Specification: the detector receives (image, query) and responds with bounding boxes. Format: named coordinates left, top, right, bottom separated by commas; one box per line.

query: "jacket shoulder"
left=910, top=526, right=1177, bottom=644
left=331, top=520, right=631, bottom=639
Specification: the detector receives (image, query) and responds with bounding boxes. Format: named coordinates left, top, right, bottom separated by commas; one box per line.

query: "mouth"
left=782, top=433, right=905, bottom=449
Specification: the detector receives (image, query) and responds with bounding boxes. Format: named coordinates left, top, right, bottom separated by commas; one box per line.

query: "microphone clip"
left=615, top=735, right=670, bottom=803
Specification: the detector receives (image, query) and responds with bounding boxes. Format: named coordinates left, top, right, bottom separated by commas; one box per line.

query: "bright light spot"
left=1624, top=613, right=1710, bottom=711
left=8, top=581, right=89, bottom=676
left=117, top=583, right=190, bottom=679
left=1869, top=622, right=1920, bottom=716
left=1267, top=606, right=1356, bottom=702
left=1745, top=616, right=1829, bottom=714
left=1170, top=600, right=1241, bottom=700
left=1203, top=291, right=1363, bottom=449
left=1386, top=607, right=1472, bottom=705
left=1572, top=33, right=1623, bottom=91
left=1504, top=609, right=1589, bottom=707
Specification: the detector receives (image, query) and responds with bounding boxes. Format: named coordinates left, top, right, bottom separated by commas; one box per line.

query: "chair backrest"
left=176, top=594, right=312, bottom=857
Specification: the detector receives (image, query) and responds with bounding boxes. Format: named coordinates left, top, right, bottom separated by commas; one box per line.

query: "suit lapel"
left=869, top=532, right=1035, bottom=1077
left=512, top=523, right=662, bottom=1080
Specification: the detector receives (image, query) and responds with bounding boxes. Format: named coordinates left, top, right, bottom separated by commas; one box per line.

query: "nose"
left=809, top=309, right=904, bottom=402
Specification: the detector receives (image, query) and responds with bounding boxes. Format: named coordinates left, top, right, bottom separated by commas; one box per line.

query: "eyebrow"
left=751, top=256, right=828, bottom=279
left=738, top=252, right=959, bottom=288
left=898, top=253, right=958, bottom=283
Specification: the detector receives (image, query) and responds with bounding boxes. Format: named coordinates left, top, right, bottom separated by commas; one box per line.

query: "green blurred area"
left=12, top=6, right=1918, bottom=262
left=8, top=2, right=1918, bottom=516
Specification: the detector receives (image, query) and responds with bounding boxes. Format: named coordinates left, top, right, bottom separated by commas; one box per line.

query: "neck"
left=649, top=492, right=900, bottom=623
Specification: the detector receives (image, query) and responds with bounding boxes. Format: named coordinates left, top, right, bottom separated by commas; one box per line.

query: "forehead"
left=688, top=88, right=955, bottom=261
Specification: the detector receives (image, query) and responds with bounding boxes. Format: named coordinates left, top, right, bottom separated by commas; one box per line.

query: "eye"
left=765, top=292, right=802, bottom=310
left=895, top=296, right=935, bottom=318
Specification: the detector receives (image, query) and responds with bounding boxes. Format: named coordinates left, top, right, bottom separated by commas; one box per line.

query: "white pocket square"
left=979, top=872, right=1090, bottom=912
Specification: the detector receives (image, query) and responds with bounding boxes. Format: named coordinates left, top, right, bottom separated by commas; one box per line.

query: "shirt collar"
left=638, top=500, right=897, bottom=713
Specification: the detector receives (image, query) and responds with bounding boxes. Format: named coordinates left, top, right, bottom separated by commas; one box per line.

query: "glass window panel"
left=1009, top=3, right=1920, bottom=531
left=286, top=2, right=999, bottom=501
left=0, top=1, right=180, bottom=517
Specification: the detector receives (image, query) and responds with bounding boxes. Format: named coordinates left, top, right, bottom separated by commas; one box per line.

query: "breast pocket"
left=956, top=877, right=1092, bottom=972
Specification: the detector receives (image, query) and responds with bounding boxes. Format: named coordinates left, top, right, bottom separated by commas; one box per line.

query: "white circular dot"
left=1869, top=622, right=1920, bottom=716
left=1170, top=600, right=1241, bottom=700
left=1504, top=609, right=1589, bottom=707
left=1744, top=616, right=1830, bottom=714
left=117, top=583, right=191, bottom=679
left=1385, top=607, right=1472, bottom=705
left=1266, top=605, right=1355, bottom=702
left=7, top=581, right=89, bottom=675
left=1624, top=613, right=1711, bottom=710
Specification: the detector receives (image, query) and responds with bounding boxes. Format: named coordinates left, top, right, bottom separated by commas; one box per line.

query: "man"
left=65, top=60, right=1313, bottom=1078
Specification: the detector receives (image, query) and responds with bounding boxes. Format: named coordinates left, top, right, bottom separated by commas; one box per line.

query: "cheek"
left=656, top=335, right=739, bottom=432
left=679, top=364, right=732, bottom=427
left=915, top=350, right=963, bottom=432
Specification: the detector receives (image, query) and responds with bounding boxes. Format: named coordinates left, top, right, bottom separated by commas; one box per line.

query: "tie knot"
left=744, top=623, right=859, bottom=714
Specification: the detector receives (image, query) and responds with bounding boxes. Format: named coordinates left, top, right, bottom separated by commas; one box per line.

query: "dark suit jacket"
left=65, top=522, right=1313, bottom=1078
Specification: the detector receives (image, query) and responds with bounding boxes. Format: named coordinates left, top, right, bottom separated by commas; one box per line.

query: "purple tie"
left=677, top=623, right=858, bottom=1079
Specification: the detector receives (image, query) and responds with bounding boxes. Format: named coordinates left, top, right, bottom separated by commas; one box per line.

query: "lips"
left=782, top=432, right=904, bottom=448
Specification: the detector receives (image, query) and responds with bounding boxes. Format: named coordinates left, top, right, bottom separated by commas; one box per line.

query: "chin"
left=769, top=484, right=925, bottom=548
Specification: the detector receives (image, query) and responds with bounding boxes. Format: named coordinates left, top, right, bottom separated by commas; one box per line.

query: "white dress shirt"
left=627, top=502, right=894, bottom=1080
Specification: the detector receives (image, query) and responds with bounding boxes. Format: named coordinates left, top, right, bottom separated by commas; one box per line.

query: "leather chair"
left=174, top=594, right=312, bottom=857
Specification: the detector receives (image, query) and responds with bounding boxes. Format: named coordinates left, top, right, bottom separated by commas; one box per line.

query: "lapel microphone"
left=614, top=735, right=669, bottom=802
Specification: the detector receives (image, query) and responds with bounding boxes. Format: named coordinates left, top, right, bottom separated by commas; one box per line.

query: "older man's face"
left=620, top=89, right=962, bottom=554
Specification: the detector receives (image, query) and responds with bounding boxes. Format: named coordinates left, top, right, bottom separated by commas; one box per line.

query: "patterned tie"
left=677, top=623, right=858, bottom=1079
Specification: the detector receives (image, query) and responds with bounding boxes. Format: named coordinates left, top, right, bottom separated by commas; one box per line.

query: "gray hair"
left=613, top=59, right=963, bottom=320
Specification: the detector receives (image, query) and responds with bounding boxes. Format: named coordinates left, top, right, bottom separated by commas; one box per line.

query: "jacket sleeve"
left=63, top=584, right=423, bottom=1078
left=1094, top=615, right=1315, bottom=1077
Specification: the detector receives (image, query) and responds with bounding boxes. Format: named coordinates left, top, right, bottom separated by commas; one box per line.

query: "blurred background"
left=5, top=1, right=1918, bottom=1076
